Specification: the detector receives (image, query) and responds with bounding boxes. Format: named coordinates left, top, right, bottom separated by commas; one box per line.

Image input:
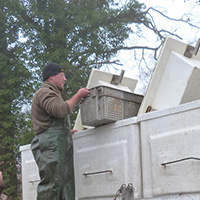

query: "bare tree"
left=101, top=4, right=200, bottom=94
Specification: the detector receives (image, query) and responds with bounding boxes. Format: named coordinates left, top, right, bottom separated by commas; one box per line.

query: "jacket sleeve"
left=38, top=89, right=70, bottom=118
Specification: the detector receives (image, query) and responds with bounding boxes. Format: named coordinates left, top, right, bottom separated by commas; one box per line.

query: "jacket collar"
left=42, top=81, right=62, bottom=93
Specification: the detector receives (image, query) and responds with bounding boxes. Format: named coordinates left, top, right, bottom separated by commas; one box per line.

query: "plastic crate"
left=80, top=86, right=143, bottom=127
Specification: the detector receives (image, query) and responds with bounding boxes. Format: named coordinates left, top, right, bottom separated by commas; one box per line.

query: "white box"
left=139, top=37, right=200, bottom=114
left=73, top=117, right=142, bottom=199
left=139, top=100, right=200, bottom=198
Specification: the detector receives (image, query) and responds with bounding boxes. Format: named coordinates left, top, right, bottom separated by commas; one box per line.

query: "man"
left=31, top=62, right=90, bottom=200
left=0, top=171, right=5, bottom=195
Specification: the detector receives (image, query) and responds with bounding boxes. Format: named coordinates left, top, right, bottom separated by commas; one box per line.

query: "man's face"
left=51, top=72, right=67, bottom=90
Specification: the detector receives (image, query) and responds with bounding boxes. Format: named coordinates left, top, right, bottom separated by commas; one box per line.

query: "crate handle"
left=90, top=87, right=98, bottom=98
left=111, top=70, right=125, bottom=85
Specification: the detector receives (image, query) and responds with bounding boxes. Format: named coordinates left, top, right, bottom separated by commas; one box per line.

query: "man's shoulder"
left=36, top=82, right=55, bottom=94
left=34, top=86, right=50, bottom=98
left=37, top=86, right=51, bottom=93
left=34, top=84, right=59, bottom=101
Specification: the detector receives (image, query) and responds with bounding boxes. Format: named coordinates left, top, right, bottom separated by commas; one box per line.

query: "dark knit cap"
left=42, top=62, right=64, bottom=81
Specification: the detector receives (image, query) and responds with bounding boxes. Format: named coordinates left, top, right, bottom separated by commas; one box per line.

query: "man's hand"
left=71, top=130, right=78, bottom=135
left=66, top=88, right=90, bottom=111
left=76, top=88, right=90, bottom=99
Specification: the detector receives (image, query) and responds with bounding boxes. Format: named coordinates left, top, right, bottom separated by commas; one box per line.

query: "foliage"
left=0, top=0, right=34, bottom=197
left=16, top=0, right=149, bottom=124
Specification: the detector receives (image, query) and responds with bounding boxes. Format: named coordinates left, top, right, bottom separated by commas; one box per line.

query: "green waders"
left=31, top=117, right=75, bottom=200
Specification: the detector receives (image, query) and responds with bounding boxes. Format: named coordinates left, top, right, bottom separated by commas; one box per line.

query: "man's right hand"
left=66, top=88, right=90, bottom=111
left=77, top=88, right=90, bottom=99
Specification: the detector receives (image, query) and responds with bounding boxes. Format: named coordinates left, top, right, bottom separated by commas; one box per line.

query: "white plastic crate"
left=139, top=37, right=200, bottom=114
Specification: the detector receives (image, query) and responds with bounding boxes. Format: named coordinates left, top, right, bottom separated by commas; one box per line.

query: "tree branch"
left=86, top=60, right=123, bottom=67
left=114, top=42, right=163, bottom=60
left=147, top=7, right=200, bottom=29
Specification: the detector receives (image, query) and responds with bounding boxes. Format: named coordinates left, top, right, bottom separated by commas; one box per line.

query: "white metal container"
left=20, top=101, right=200, bottom=200
left=139, top=100, right=200, bottom=198
left=20, top=144, right=40, bottom=200
left=73, top=117, right=142, bottom=199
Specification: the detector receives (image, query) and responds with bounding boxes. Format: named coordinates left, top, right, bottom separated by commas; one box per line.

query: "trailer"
left=20, top=37, right=200, bottom=200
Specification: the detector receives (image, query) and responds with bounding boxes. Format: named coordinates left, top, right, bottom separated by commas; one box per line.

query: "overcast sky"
left=101, top=0, right=200, bottom=93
